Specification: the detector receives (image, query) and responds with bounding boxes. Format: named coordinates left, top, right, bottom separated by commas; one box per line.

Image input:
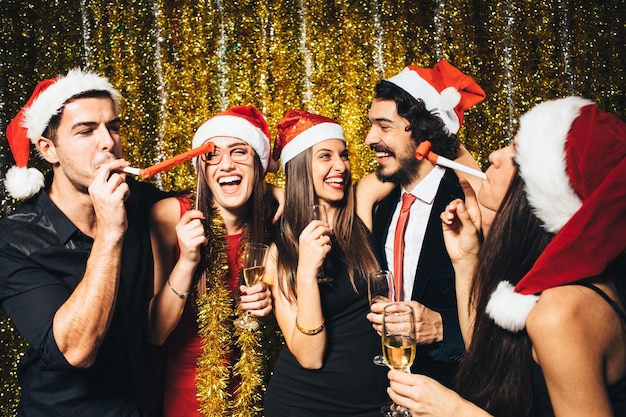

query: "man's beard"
left=375, top=151, right=420, bottom=187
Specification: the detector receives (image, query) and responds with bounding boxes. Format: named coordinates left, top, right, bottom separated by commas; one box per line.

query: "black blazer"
left=372, top=169, right=465, bottom=388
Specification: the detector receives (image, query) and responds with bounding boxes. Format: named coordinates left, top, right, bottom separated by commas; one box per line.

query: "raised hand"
left=175, top=209, right=207, bottom=267
left=440, top=178, right=483, bottom=345
left=89, top=159, right=131, bottom=240
left=440, top=177, right=482, bottom=265
left=298, top=219, right=332, bottom=281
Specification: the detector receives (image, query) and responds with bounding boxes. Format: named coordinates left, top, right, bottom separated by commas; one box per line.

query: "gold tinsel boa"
left=195, top=208, right=281, bottom=417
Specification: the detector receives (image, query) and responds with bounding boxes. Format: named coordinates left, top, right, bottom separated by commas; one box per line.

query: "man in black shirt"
left=0, top=69, right=166, bottom=416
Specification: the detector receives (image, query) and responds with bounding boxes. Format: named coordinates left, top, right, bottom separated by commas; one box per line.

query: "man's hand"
left=89, top=159, right=130, bottom=241
left=369, top=300, right=443, bottom=344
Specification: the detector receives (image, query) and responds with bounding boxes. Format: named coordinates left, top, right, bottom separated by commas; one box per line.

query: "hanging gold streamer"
left=195, top=208, right=281, bottom=417
left=1, top=1, right=624, bottom=415
left=151, top=0, right=219, bottom=191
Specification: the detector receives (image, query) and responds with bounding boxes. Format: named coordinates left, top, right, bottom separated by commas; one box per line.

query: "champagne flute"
left=308, top=204, right=332, bottom=283
left=367, top=270, right=396, bottom=366
left=234, top=243, right=269, bottom=330
left=381, top=302, right=416, bottom=417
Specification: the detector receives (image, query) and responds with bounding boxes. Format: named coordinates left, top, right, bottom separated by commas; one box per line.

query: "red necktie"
left=393, top=193, right=417, bottom=301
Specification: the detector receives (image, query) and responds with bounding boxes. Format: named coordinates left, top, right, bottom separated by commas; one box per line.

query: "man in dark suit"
left=365, top=60, right=485, bottom=387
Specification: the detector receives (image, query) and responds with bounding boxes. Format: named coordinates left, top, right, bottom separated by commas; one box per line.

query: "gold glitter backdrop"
left=0, top=0, right=624, bottom=414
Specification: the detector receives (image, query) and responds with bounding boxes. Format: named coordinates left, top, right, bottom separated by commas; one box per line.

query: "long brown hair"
left=195, top=152, right=274, bottom=267
left=276, top=147, right=379, bottom=302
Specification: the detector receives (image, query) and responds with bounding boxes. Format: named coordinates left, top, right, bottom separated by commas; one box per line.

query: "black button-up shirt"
left=0, top=178, right=167, bottom=417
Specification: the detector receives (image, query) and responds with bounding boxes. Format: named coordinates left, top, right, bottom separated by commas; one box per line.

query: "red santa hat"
left=4, top=68, right=121, bottom=199
left=486, top=96, right=626, bottom=332
left=192, top=105, right=271, bottom=171
left=272, top=109, right=345, bottom=169
left=386, top=59, right=485, bottom=135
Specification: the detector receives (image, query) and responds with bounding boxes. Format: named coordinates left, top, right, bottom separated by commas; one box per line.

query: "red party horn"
left=123, top=141, right=215, bottom=179
left=414, top=140, right=486, bottom=179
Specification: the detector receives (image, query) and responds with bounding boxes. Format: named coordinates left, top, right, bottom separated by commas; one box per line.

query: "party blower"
left=122, top=141, right=215, bottom=179
left=414, top=140, right=486, bottom=179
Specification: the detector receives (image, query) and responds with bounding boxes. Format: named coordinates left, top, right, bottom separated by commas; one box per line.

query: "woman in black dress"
left=263, top=110, right=389, bottom=417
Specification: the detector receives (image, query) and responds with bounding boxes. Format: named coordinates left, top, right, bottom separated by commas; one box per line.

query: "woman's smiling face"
left=201, top=136, right=257, bottom=212
left=311, top=139, right=350, bottom=206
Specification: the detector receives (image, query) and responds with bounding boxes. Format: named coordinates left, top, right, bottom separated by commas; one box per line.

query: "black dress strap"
left=572, top=281, right=626, bottom=324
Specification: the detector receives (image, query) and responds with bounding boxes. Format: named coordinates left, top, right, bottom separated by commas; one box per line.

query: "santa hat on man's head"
left=386, top=59, right=485, bottom=135
left=192, top=105, right=271, bottom=171
left=272, top=109, right=345, bottom=169
left=486, top=96, right=626, bottom=332
left=4, top=68, right=121, bottom=200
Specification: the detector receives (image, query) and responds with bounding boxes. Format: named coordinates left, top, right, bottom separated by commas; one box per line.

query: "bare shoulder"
left=149, top=196, right=184, bottom=249
left=527, top=284, right=617, bottom=341
left=355, top=172, right=394, bottom=230
left=150, top=196, right=183, bottom=226
left=356, top=172, right=394, bottom=201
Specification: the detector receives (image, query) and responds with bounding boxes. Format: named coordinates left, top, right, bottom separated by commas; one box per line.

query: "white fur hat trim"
left=192, top=114, right=270, bottom=171
left=24, top=68, right=121, bottom=142
left=280, top=122, right=345, bottom=169
left=386, top=67, right=461, bottom=134
left=486, top=281, right=539, bottom=332
left=515, top=97, right=592, bottom=233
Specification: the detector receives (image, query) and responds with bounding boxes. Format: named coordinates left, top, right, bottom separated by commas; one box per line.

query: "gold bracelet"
left=167, top=280, right=190, bottom=299
left=295, top=319, right=325, bottom=335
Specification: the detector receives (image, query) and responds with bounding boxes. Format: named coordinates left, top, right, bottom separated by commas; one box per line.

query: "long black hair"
left=373, top=80, right=460, bottom=160
left=455, top=170, right=553, bottom=417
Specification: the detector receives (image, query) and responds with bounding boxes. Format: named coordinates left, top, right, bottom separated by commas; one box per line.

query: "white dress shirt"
left=385, top=165, right=445, bottom=301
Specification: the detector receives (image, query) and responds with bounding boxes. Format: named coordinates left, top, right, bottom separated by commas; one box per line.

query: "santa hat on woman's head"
left=272, top=109, right=345, bottom=170
left=386, top=59, right=486, bottom=135
left=4, top=68, right=121, bottom=200
left=192, top=105, right=271, bottom=171
left=486, top=96, right=626, bottom=332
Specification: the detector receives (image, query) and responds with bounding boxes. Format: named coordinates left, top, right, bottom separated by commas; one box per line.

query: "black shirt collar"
left=37, top=190, right=90, bottom=246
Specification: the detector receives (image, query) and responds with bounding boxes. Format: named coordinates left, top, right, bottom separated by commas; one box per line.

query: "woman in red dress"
left=148, top=105, right=282, bottom=417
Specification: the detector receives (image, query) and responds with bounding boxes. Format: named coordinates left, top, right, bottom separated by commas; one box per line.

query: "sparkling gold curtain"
left=1, top=0, right=624, bottom=414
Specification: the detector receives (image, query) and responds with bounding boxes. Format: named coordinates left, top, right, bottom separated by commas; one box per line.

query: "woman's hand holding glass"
left=300, top=205, right=332, bottom=283
left=386, top=370, right=479, bottom=417
left=235, top=243, right=269, bottom=330
left=238, top=282, right=272, bottom=317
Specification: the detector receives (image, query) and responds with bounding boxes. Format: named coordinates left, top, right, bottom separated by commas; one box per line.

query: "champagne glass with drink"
left=234, top=242, right=269, bottom=330
left=367, top=270, right=396, bottom=366
left=380, top=302, right=416, bottom=417
left=308, top=204, right=332, bottom=283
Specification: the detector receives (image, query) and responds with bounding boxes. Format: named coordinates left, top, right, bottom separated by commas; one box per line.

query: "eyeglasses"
left=200, top=144, right=252, bottom=165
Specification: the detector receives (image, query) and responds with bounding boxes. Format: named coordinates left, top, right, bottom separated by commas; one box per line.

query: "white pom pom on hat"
left=486, top=281, right=539, bottom=332
left=4, top=68, right=121, bottom=200
left=385, top=59, right=486, bottom=135
left=486, top=96, right=626, bottom=332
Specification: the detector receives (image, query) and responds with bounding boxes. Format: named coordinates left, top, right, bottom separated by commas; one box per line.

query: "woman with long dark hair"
left=263, top=110, right=390, bottom=416
left=385, top=97, right=626, bottom=416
